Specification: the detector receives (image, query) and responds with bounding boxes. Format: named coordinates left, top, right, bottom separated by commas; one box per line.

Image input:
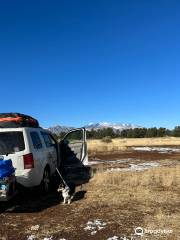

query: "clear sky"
left=0, top=0, right=179, bottom=128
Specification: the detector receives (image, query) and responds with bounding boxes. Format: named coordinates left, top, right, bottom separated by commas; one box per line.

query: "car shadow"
left=0, top=189, right=87, bottom=213
left=0, top=188, right=61, bottom=213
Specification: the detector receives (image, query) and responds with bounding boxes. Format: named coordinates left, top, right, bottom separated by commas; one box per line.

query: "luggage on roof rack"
left=0, top=159, right=15, bottom=178
left=0, top=113, right=39, bottom=128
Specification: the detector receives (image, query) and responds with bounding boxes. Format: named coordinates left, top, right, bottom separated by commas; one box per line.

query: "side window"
left=65, top=130, right=83, bottom=143
left=30, top=132, right=42, bottom=149
left=41, top=132, right=54, bottom=148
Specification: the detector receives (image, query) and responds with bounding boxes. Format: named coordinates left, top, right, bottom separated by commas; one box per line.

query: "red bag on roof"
left=0, top=113, right=39, bottom=128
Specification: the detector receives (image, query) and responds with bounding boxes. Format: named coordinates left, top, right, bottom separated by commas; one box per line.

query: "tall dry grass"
left=90, top=166, right=180, bottom=239
left=88, top=137, right=180, bottom=154
left=94, top=166, right=180, bottom=189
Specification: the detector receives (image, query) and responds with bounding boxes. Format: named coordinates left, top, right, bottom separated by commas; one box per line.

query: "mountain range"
left=48, top=122, right=141, bottom=135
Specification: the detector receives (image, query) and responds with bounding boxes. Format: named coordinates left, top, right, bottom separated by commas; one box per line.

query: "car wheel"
left=41, top=168, right=50, bottom=194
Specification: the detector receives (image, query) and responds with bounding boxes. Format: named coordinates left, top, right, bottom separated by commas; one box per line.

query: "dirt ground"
left=0, top=148, right=180, bottom=240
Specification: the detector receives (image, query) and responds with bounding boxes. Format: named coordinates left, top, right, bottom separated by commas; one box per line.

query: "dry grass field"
left=87, top=137, right=180, bottom=154
left=1, top=140, right=180, bottom=239
left=1, top=164, right=179, bottom=240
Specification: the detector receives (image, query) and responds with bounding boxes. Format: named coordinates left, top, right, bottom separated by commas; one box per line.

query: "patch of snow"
left=108, top=158, right=133, bottom=164
left=84, top=219, right=107, bottom=235
left=101, top=122, right=110, bottom=126
left=43, top=237, right=53, bottom=240
left=98, top=226, right=105, bottom=230
left=106, top=162, right=160, bottom=172
left=107, top=236, right=119, bottom=240
left=130, top=162, right=160, bottom=171
left=87, top=122, right=94, bottom=126
left=88, top=161, right=102, bottom=165
left=133, top=147, right=152, bottom=152
left=132, top=147, right=180, bottom=153
left=89, top=158, right=133, bottom=166
left=30, top=225, right=40, bottom=231
left=84, top=225, right=96, bottom=231
left=91, top=231, right=97, bottom=235
left=27, top=235, right=36, bottom=240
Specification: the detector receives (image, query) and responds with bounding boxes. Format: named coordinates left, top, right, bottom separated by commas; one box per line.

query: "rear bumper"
left=15, top=169, right=42, bottom=188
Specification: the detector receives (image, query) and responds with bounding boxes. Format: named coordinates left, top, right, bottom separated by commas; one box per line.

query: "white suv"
left=0, top=127, right=89, bottom=193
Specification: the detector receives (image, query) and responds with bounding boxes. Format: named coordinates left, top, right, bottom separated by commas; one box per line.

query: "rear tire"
left=41, top=167, right=51, bottom=194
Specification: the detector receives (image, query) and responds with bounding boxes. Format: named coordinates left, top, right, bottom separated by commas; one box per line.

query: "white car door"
left=59, top=128, right=91, bottom=186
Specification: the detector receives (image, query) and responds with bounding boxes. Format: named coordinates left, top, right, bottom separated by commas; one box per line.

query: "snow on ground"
left=88, top=158, right=133, bottom=165
left=27, top=235, right=36, bottom=240
left=84, top=219, right=107, bottom=235
left=30, top=225, right=40, bottom=231
left=27, top=225, right=56, bottom=240
left=27, top=236, right=58, bottom=240
left=108, top=159, right=133, bottom=164
left=88, top=161, right=103, bottom=165
left=106, top=162, right=160, bottom=172
left=107, top=236, right=119, bottom=240
left=89, top=157, right=160, bottom=172
left=132, top=147, right=180, bottom=153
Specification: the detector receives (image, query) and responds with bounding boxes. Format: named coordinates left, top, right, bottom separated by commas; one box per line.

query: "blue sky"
left=0, top=0, right=179, bottom=128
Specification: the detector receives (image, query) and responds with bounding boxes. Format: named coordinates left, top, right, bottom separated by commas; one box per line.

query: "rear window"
left=0, top=132, right=25, bottom=155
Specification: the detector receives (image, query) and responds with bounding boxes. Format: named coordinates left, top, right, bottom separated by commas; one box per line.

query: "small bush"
left=101, top=136, right=112, bottom=143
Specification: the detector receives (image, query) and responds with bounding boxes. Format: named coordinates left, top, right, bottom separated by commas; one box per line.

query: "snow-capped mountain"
left=48, top=122, right=141, bottom=135
left=84, top=122, right=141, bottom=131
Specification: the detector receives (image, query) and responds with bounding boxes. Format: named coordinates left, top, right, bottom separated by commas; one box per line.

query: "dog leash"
left=56, top=167, right=69, bottom=188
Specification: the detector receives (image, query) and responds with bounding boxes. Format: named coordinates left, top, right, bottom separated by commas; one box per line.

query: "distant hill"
left=48, top=125, right=74, bottom=135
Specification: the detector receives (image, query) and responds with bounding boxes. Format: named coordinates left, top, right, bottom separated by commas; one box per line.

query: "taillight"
left=23, top=153, right=34, bottom=169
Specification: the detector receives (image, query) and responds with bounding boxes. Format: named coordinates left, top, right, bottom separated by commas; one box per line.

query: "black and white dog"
left=57, top=183, right=76, bottom=204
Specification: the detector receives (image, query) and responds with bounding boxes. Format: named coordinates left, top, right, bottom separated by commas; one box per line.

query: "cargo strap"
left=0, top=117, right=36, bottom=123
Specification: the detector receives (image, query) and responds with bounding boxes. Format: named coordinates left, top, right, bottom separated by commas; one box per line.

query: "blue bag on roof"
left=0, top=159, right=15, bottom=178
